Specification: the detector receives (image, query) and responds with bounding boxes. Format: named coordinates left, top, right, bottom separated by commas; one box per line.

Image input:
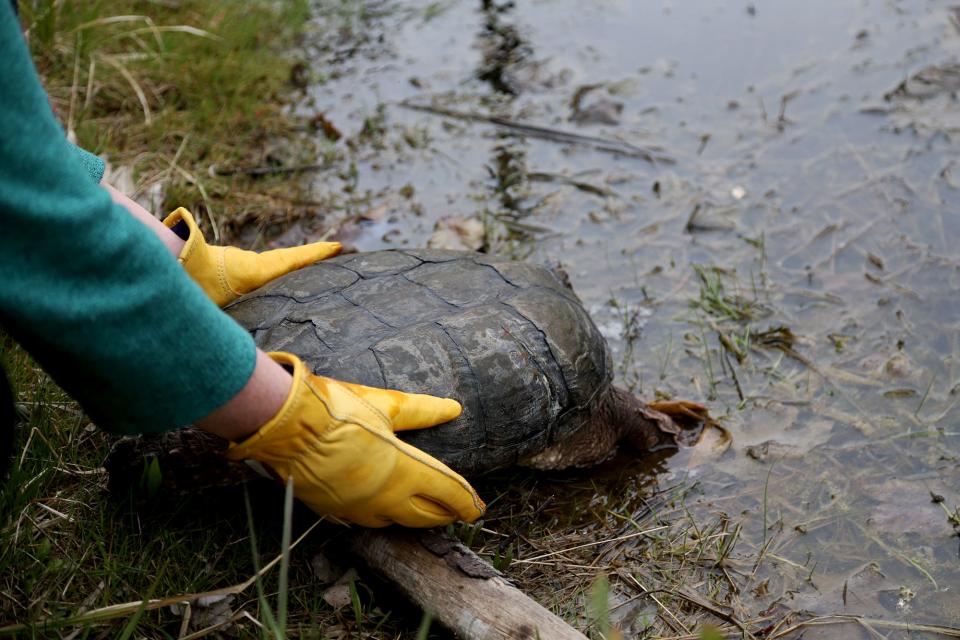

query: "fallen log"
left=353, top=529, right=587, bottom=640
left=105, top=429, right=588, bottom=640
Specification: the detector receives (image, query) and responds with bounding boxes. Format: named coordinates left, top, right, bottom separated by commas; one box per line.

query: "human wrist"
left=101, top=182, right=186, bottom=257
left=196, top=349, right=294, bottom=441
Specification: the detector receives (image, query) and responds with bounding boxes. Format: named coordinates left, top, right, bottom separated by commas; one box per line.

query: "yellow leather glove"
left=163, top=208, right=341, bottom=307
left=225, top=352, right=485, bottom=528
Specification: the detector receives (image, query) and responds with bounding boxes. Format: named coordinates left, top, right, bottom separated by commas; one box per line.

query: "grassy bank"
left=0, top=2, right=347, bottom=637
left=26, top=0, right=316, bottom=240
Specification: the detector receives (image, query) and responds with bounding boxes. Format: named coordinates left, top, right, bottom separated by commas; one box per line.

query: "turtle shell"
left=224, top=249, right=612, bottom=475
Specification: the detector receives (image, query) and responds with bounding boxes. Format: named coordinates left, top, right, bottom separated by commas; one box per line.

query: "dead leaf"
left=101, top=162, right=167, bottom=216
left=195, top=594, right=231, bottom=608
left=170, top=594, right=236, bottom=634
left=360, top=204, right=389, bottom=222
left=310, top=112, right=342, bottom=141
left=427, top=216, right=485, bottom=251
left=190, top=595, right=235, bottom=630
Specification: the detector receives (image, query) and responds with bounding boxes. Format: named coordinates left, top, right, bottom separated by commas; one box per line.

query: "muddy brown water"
left=296, top=0, right=959, bottom=635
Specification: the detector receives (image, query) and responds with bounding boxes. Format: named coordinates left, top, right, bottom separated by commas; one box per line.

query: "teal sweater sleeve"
left=70, top=145, right=106, bottom=183
left=0, top=4, right=256, bottom=434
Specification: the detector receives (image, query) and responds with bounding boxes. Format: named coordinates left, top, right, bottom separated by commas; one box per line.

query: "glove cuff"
left=162, top=208, right=213, bottom=274
left=162, top=207, right=236, bottom=306
left=224, top=352, right=305, bottom=461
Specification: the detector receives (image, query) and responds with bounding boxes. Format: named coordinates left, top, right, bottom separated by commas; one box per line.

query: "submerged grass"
left=685, top=261, right=799, bottom=404
left=470, top=462, right=960, bottom=640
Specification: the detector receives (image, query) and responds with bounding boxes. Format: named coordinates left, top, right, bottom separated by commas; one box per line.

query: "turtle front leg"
left=520, top=410, right=622, bottom=470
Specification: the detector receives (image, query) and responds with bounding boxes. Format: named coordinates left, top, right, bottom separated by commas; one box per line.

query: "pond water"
left=300, top=0, right=960, bottom=635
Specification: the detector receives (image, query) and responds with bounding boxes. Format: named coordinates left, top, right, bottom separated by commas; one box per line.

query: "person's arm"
left=0, top=1, right=256, bottom=434
left=194, top=349, right=290, bottom=441
left=102, top=184, right=186, bottom=257
left=98, top=185, right=345, bottom=441
left=91, top=163, right=484, bottom=525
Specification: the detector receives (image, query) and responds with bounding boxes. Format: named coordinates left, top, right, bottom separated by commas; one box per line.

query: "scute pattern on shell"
left=224, top=249, right=612, bottom=475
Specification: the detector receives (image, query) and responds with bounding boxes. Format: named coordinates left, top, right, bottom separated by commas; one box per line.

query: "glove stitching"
left=388, top=439, right=484, bottom=512
left=332, top=380, right=392, bottom=428
left=303, top=381, right=484, bottom=514
left=216, top=248, right=239, bottom=300
left=303, top=377, right=390, bottom=432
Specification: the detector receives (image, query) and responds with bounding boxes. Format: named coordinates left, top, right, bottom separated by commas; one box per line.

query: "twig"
left=513, top=525, right=668, bottom=564
left=208, top=163, right=329, bottom=177
left=527, top=171, right=617, bottom=197
left=400, top=101, right=673, bottom=163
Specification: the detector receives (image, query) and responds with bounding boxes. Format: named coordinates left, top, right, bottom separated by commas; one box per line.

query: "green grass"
left=686, top=263, right=797, bottom=404
left=0, top=338, right=374, bottom=637
left=0, top=342, right=333, bottom=637
left=23, top=0, right=316, bottom=241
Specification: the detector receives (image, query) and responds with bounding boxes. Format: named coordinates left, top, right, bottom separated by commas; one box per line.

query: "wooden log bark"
left=352, top=529, right=588, bottom=640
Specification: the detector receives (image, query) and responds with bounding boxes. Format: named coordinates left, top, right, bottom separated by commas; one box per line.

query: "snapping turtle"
left=108, top=249, right=706, bottom=489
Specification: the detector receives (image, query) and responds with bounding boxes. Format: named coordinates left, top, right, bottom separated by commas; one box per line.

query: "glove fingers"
left=252, top=242, right=343, bottom=282
left=235, top=355, right=479, bottom=529
left=343, top=505, right=450, bottom=529
left=385, top=439, right=486, bottom=525
left=292, top=437, right=483, bottom=528
left=278, top=241, right=342, bottom=266
left=337, top=381, right=462, bottom=431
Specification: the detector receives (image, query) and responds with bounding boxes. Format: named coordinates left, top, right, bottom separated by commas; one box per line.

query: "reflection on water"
left=304, top=0, right=960, bottom=633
